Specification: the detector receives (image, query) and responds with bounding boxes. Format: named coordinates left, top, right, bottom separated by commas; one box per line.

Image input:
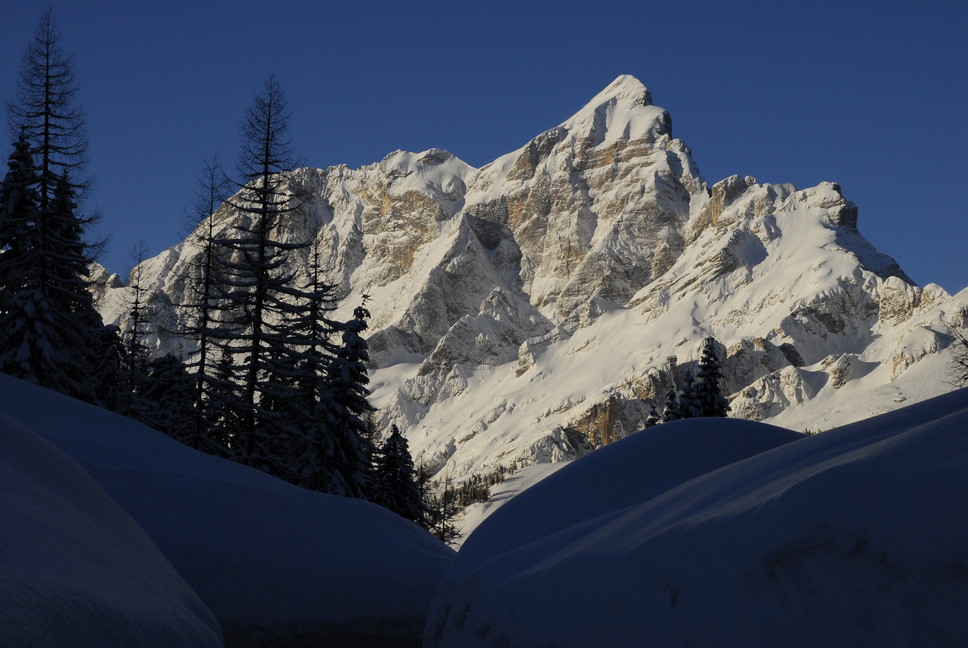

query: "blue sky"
left=2, top=1, right=966, bottom=292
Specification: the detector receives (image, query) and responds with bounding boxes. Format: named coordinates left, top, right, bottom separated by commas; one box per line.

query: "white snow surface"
left=0, top=412, right=222, bottom=648
left=453, top=461, right=567, bottom=547
left=0, top=374, right=455, bottom=646
left=426, top=392, right=968, bottom=646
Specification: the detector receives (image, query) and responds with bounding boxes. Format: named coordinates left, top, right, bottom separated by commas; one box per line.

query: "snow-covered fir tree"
left=286, top=240, right=348, bottom=493
left=0, top=156, right=115, bottom=402
left=661, top=387, right=681, bottom=423
left=644, top=404, right=661, bottom=428
left=137, top=354, right=197, bottom=442
left=0, top=11, right=120, bottom=404
left=695, top=336, right=731, bottom=417
left=326, top=302, right=378, bottom=498
left=678, top=370, right=703, bottom=419
left=371, top=424, right=422, bottom=523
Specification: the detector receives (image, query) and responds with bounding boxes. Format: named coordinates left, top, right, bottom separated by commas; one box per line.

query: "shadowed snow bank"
left=0, top=375, right=455, bottom=647
left=427, top=394, right=968, bottom=647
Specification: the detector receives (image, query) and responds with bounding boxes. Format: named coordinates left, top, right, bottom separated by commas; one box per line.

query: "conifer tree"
left=418, top=467, right=461, bottom=544
left=1, top=10, right=118, bottom=403
left=644, top=403, right=661, bottom=428
left=0, top=133, right=37, bottom=265
left=947, top=322, right=968, bottom=387
left=326, top=301, right=378, bottom=498
left=138, top=354, right=197, bottom=442
left=0, top=135, right=43, bottom=373
left=287, top=240, right=346, bottom=493
left=213, top=75, right=307, bottom=469
left=178, top=156, right=233, bottom=452
left=118, top=243, right=154, bottom=416
left=678, top=370, right=703, bottom=419
left=7, top=9, right=87, bottom=208
left=204, top=344, right=243, bottom=456
left=371, top=424, right=422, bottom=523
left=695, top=336, right=731, bottom=417
left=661, top=387, right=681, bottom=423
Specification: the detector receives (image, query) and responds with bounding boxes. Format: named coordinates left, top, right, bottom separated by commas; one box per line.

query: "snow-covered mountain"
left=96, top=74, right=968, bottom=481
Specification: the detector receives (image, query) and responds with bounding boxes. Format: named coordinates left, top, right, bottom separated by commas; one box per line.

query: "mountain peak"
left=596, top=74, right=652, bottom=104
left=562, top=74, right=670, bottom=145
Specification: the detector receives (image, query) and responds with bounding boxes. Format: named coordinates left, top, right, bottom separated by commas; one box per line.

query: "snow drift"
left=426, top=391, right=968, bottom=646
left=0, top=412, right=222, bottom=647
left=0, top=374, right=455, bottom=646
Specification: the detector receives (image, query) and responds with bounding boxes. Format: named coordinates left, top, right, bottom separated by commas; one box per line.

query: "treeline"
left=0, top=10, right=431, bottom=531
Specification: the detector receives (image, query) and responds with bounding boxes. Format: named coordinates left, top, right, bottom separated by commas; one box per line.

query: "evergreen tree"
left=661, top=387, right=681, bottom=423
left=138, top=354, right=197, bottom=442
left=420, top=469, right=461, bottom=545
left=204, top=344, right=244, bottom=457
left=678, top=370, right=703, bottom=419
left=1, top=11, right=117, bottom=404
left=0, top=132, right=38, bottom=265
left=644, top=403, right=661, bottom=428
left=326, top=301, right=378, bottom=498
left=0, top=134, right=45, bottom=377
left=0, top=165, right=110, bottom=401
left=695, top=336, right=731, bottom=417
left=371, top=424, right=422, bottom=523
left=947, top=322, right=968, bottom=387
left=88, top=322, right=126, bottom=411
left=287, top=240, right=346, bottom=493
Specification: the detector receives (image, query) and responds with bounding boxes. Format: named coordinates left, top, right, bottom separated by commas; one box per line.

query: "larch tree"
left=118, top=242, right=155, bottom=417
left=178, top=155, right=233, bottom=452
left=0, top=9, right=119, bottom=403
left=212, top=75, right=319, bottom=475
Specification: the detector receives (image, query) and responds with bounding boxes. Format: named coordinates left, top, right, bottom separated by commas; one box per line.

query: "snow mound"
left=0, top=375, right=455, bottom=646
left=426, top=394, right=968, bottom=646
left=0, top=412, right=222, bottom=648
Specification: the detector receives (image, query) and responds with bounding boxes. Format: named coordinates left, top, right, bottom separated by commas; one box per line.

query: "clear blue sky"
left=2, top=1, right=966, bottom=293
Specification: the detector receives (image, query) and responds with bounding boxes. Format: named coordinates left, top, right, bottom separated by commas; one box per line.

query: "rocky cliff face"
left=97, top=75, right=968, bottom=480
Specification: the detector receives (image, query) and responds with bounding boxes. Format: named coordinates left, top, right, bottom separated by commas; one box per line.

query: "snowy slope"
left=96, top=74, right=968, bottom=484
left=425, top=390, right=968, bottom=647
left=0, top=412, right=222, bottom=648
left=0, top=375, right=455, bottom=647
